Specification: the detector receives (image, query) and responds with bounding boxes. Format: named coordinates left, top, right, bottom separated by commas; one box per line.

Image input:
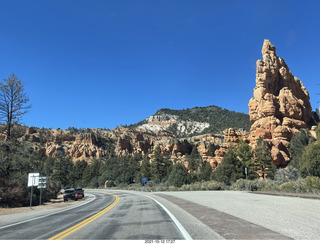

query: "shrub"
left=230, top=179, right=252, bottom=191
left=180, top=180, right=226, bottom=191
left=274, top=166, right=299, bottom=183
left=300, top=176, right=320, bottom=194
left=0, top=178, right=29, bottom=207
left=230, top=176, right=320, bottom=194
left=203, top=180, right=226, bottom=190
left=278, top=181, right=296, bottom=193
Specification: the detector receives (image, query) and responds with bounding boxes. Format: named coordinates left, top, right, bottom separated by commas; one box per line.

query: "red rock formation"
left=213, top=128, right=248, bottom=164
left=248, top=40, right=312, bottom=166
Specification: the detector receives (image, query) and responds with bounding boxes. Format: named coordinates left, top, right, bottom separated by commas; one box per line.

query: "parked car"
left=75, top=188, right=84, bottom=199
left=63, top=188, right=77, bottom=202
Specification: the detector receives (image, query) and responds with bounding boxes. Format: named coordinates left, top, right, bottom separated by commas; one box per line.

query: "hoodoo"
left=248, top=39, right=312, bottom=167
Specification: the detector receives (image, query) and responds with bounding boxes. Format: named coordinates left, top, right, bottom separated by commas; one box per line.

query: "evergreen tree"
left=0, top=73, right=31, bottom=140
left=167, top=163, right=191, bottom=187
left=289, top=129, right=315, bottom=170
left=51, top=156, right=74, bottom=188
left=74, top=160, right=88, bottom=186
left=140, top=154, right=152, bottom=180
left=188, top=147, right=201, bottom=170
left=208, top=143, right=219, bottom=157
left=236, top=140, right=258, bottom=179
left=151, top=145, right=172, bottom=182
left=212, top=146, right=245, bottom=185
left=253, top=137, right=276, bottom=179
left=300, top=142, right=320, bottom=178
left=198, top=161, right=213, bottom=181
left=187, top=146, right=202, bottom=182
left=115, top=156, right=140, bottom=185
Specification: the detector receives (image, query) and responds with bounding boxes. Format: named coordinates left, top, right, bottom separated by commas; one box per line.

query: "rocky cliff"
left=248, top=39, right=312, bottom=166
left=21, top=125, right=224, bottom=168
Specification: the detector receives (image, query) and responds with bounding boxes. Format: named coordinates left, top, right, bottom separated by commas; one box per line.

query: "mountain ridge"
left=128, top=105, right=251, bottom=137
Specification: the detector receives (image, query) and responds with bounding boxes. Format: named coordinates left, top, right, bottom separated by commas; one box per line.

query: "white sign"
left=38, top=177, right=47, bottom=189
left=28, top=173, right=39, bottom=187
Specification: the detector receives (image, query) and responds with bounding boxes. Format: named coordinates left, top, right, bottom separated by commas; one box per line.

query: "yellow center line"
left=48, top=192, right=120, bottom=240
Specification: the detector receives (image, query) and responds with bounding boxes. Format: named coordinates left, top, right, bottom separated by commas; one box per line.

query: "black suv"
left=63, top=188, right=77, bottom=202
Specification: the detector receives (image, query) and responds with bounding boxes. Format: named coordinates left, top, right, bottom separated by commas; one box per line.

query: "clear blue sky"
left=0, top=0, right=319, bottom=130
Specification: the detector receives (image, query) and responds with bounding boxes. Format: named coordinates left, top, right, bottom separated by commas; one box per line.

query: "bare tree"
left=0, top=73, right=31, bottom=140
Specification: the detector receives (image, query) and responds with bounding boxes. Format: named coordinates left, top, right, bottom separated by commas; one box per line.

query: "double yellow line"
left=49, top=192, right=120, bottom=240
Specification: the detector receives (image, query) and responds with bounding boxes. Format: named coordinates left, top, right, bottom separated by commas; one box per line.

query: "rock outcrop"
left=248, top=40, right=312, bottom=166
left=213, top=128, right=249, bottom=165
left=137, top=113, right=210, bottom=137
left=21, top=126, right=224, bottom=168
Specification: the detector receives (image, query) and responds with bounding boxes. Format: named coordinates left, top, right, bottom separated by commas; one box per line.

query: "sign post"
left=28, top=173, right=39, bottom=209
left=141, top=178, right=148, bottom=186
left=38, top=177, right=47, bottom=205
left=245, top=168, right=248, bottom=191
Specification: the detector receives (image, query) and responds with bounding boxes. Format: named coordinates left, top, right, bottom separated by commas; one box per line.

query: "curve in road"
left=0, top=190, right=190, bottom=240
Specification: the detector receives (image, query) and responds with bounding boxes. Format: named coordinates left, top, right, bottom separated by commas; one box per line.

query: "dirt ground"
left=0, top=193, right=81, bottom=215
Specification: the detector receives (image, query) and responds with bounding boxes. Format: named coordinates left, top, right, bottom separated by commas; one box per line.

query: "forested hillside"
left=137, top=105, right=251, bottom=137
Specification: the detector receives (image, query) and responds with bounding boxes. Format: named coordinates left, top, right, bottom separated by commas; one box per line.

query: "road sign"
left=28, top=173, right=39, bottom=187
left=141, top=178, right=148, bottom=183
left=38, top=176, right=47, bottom=189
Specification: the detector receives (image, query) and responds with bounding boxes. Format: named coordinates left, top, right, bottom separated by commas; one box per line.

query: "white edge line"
left=145, top=195, right=193, bottom=240
left=0, top=193, right=96, bottom=230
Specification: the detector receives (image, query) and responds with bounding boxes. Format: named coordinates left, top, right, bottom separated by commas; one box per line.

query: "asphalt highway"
left=1, top=190, right=319, bottom=240
left=0, top=190, right=186, bottom=240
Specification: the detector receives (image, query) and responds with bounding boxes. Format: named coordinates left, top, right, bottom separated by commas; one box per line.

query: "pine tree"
left=188, top=147, right=201, bottom=173
left=187, top=146, right=202, bottom=182
left=0, top=73, right=31, bottom=140
left=208, top=143, right=219, bottom=157
left=140, top=154, right=152, bottom=180
left=151, top=145, right=172, bottom=182
left=51, top=156, right=74, bottom=188
left=167, top=163, right=191, bottom=187
left=236, top=140, right=258, bottom=179
left=198, top=161, right=213, bottom=181
left=253, top=137, right=276, bottom=179
left=300, top=142, right=320, bottom=177
left=289, top=129, right=314, bottom=170
left=212, top=146, right=245, bottom=185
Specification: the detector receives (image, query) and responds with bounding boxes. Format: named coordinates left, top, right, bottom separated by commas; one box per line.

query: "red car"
left=75, top=188, right=84, bottom=199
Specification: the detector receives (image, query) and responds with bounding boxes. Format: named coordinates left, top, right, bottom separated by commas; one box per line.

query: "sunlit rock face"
left=248, top=40, right=312, bottom=167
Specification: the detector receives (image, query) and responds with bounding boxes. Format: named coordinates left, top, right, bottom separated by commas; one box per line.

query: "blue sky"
left=0, top=0, right=319, bottom=130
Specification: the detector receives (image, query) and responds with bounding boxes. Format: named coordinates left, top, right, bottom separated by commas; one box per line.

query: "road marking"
left=48, top=192, right=119, bottom=240
left=0, top=194, right=96, bottom=230
left=145, top=195, right=193, bottom=240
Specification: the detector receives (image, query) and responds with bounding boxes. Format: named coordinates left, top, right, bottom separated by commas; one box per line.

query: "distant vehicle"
left=75, top=188, right=84, bottom=199
left=63, top=188, right=77, bottom=202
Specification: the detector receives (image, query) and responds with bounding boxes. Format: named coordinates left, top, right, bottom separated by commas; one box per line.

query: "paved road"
left=0, top=190, right=186, bottom=240
left=1, top=190, right=319, bottom=240
left=146, top=190, right=320, bottom=240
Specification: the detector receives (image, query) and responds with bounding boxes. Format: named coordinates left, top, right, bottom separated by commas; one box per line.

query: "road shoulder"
left=154, top=193, right=291, bottom=240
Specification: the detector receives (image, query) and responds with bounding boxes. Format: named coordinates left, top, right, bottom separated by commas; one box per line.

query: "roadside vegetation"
left=1, top=76, right=320, bottom=208
left=2, top=127, right=320, bottom=208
